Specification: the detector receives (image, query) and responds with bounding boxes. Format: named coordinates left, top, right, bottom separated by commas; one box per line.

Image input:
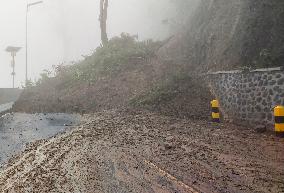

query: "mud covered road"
left=0, top=110, right=283, bottom=193
left=0, top=103, right=13, bottom=114
left=0, top=113, right=82, bottom=165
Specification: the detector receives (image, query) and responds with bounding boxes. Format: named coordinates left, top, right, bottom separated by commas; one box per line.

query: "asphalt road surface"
left=0, top=113, right=82, bottom=166
left=0, top=103, right=13, bottom=114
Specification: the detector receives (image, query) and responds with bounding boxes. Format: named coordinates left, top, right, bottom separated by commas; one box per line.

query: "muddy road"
left=0, top=103, right=13, bottom=114
left=0, top=113, right=82, bottom=166
left=0, top=110, right=283, bottom=193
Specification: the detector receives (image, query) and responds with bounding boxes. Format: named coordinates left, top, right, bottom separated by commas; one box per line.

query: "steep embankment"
left=13, top=0, right=284, bottom=117
left=13, top=34, right=213, bottom=119
left=158, top=0, right=284, bottom=72
left=13, top=57, right=212, bottom=119
left=14, top=58, right=164, bottom=113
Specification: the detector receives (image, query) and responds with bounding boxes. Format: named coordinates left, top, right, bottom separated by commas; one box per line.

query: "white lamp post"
left=26, top=1, right=43, bottom=85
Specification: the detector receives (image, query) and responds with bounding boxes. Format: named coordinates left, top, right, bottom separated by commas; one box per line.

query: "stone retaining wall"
left=207, top=67, right=284, bottom=127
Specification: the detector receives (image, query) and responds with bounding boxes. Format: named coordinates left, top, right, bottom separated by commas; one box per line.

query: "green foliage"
left=36, top=69, right=52, bottom=86
left=78, top=33, right=161, bottom=80
left=36, top=33, right=162, bottom=88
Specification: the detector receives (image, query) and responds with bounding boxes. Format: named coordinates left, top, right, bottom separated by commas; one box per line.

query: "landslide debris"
left=1, top=110, right=283, bottom=193
left=13, top=34, right=213, bottom=119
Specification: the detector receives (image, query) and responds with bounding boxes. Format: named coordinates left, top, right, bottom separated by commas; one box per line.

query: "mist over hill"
left=13, top=0, right=284, bottom=118
left=159, top=0, right=284, bottom=72
left=2, top=1, right=284, bottom=192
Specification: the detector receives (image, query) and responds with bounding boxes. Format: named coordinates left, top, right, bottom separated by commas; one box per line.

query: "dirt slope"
left=13, top=58, right=213, bottom=119
left=12, top=59, right=162, bottom=113
left=1, top=110, right=283, bottom=193
left=13, top=0, right=284, bottom=117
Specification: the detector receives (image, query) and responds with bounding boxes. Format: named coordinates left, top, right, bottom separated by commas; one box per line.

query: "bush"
left=35, top=33, right=162, bottom=88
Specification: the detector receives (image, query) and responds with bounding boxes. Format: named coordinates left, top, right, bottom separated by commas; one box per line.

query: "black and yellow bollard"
left=211, top=100, right=220, bottom=123
left=274, top=106, right=284, bottom=137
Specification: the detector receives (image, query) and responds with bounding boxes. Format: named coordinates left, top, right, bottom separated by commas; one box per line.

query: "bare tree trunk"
left=100, top=0, right=108, bottom=46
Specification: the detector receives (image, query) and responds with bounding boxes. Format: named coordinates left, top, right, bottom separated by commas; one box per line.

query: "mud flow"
left=0, top=113, right=82, bottom=166
left=0, top=111, right=283, bottom=193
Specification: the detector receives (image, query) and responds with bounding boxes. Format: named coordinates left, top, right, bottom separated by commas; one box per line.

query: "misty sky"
left=0, top=0, right=176, bottom=88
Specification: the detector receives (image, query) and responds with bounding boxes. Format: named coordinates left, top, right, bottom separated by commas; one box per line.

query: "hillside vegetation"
left=14, top=33, right=212, bottom=118
left=54, top=33, right=162, bottom=86
left=13, top=0, right=283, bottom=117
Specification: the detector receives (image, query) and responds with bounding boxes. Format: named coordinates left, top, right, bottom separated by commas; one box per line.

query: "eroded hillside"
left=13, top=0, right=284, bottom=117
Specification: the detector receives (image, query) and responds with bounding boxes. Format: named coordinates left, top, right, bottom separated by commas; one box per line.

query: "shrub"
left=35, top=33, right=162, bottom=88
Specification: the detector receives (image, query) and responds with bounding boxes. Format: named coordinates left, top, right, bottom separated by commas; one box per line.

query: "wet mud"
left=0, top=110, right=283, bottom=192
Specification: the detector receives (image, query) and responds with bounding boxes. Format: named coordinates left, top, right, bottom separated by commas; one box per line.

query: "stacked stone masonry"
left=207, top=67, right=284, bottom=127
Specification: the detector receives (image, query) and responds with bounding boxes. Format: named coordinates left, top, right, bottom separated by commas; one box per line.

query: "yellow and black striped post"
left=274, top=106, right=284, bottom=137
left=211, top=100, right=220, bottom=123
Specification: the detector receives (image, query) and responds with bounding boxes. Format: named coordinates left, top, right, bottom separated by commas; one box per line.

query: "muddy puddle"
left=0, top=112, right=82, bottom=166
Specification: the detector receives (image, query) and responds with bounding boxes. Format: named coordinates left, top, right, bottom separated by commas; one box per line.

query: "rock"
left=164, top=143, right=173, bottom=150
left=255, top=125, right=267, bottom=133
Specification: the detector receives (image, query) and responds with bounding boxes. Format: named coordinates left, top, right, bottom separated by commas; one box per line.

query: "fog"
left=0, top=0, right=195, bottom=88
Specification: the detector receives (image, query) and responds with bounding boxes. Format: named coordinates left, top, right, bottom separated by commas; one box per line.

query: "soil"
left=13, top=58, right=213, bottom=120
left=0, top=110, right=283, bottom=193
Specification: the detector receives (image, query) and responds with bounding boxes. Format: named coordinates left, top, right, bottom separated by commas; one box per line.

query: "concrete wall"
left=207, top=67, right=284, bottom=127
left=0, top=88, right=22, bottom=105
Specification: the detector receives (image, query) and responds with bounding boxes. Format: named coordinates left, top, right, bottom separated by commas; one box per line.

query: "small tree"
left=99, top=0, right=109, bottom=46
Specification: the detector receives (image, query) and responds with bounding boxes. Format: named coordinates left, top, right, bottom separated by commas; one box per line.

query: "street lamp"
left=5, top=46, right=22, bottom=88
left=26, top=1, right=43, bottom=86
